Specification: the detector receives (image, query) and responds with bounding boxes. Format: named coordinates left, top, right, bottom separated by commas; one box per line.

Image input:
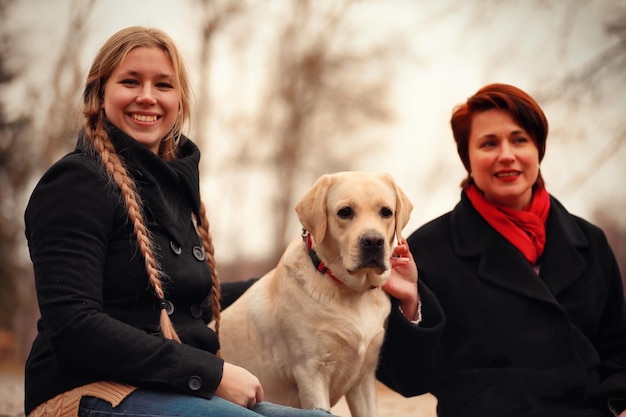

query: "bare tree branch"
left=226, top=0, right=400, bottom=256
left=41, top=0, right=96, bottom=165
left=192, top=0, right=248, bottom=147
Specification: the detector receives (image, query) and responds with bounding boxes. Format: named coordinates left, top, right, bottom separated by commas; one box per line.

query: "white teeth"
left=131, top=114, right=157, bottom=122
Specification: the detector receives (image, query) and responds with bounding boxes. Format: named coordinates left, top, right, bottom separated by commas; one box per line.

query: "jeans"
left=78, top=389, right=337, bottom=417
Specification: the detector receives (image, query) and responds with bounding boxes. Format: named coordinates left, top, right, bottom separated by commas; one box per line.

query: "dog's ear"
left=295, top=174, right=334, bottom=247
left=385, top=174, right=413, bottom=242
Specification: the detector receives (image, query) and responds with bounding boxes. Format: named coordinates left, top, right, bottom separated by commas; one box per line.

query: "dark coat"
left=24, top=125, right=236, bottom=414
left=378, top=192, right=626, bottom=417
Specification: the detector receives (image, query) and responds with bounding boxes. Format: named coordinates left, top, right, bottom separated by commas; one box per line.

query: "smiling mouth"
left=130, top=114, right=158, bottom=122
left=495, top=171, right=520, bottom=178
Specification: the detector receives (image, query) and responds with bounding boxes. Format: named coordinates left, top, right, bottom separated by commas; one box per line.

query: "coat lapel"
left=103, top=124, right=202, bottom=246
left=537, top=197, right=588, bottom=296
left=451, top=194, right=587, bottom=305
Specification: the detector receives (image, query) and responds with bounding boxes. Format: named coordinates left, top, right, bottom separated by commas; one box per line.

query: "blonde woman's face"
left=468, top=109, right=540, bottom=210
left=103, top=46, right=179, bottom=153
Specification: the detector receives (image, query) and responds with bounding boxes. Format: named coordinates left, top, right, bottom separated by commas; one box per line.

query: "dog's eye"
left=337, top=207, right=353, bottom=219
left=381, top=207, right=393, bottom=218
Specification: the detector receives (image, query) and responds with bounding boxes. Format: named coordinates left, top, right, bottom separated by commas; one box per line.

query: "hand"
left=216, top=362, right=264, bottom=408
left=383, top=239, right=419, bottom=321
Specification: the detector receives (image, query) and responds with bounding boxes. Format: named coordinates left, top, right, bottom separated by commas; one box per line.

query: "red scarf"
left=465, top=184, right=551, bottom=265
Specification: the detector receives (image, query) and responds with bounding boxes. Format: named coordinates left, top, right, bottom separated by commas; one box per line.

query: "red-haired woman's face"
left=468, top=109, right=540, bottom=210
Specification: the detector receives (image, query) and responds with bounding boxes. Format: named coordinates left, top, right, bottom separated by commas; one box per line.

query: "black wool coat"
left=377, top=192, right=626, bottom=417
left=24, top=125, right=240, bottom=414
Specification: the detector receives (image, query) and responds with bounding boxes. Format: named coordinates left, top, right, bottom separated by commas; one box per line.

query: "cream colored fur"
left=218, top=171, right=413, bottom=417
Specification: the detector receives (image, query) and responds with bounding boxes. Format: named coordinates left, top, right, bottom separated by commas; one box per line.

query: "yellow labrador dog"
left=218, top=171, right=413, bottom=417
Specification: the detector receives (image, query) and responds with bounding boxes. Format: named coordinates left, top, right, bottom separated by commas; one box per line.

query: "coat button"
left=163, top=300, right=174, bottom=316
left=188, top=375, right=202, bottom=391
left=190, top=304, right=203, bottom=319
left=192, top=245, right=206, bottom=261
left=170, top=241, right=182, bottom=255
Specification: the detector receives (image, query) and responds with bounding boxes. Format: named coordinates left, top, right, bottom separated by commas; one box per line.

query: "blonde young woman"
left=24, top=26, right=334, bottom=417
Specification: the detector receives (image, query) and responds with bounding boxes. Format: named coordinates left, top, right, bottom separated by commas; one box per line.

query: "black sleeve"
left=376, top=279, right=445, bottom=397
left=220, top=278, right=259, bottom=310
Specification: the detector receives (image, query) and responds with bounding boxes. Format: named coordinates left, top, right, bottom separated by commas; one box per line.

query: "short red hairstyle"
left=450, top=83, right=548, bottom=188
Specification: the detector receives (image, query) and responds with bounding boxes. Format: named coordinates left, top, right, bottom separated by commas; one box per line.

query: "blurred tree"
left=0, top=0, right=32, bottom=331
left=192, top=0, right=248, bottom=147
left=219, top=0, right=401, bottom=261
left=532, top=2, right=626, bottom=192
left=0, top=0, right=96, bottom=361
left=39, top=0, right=96, bottom=165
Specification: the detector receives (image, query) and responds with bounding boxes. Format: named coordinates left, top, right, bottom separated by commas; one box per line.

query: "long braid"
left=81, top=27, right=198, bottom=345
left=87, top=116, right=181, bottom=342
left=194, top=200, right=221, bottom=340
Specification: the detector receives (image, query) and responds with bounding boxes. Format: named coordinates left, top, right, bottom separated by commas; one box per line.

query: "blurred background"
left=0, top=0, right=625, bottom=415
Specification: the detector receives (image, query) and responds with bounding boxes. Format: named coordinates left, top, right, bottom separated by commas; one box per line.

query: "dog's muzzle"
left=357, top=232, right=387, bottom=271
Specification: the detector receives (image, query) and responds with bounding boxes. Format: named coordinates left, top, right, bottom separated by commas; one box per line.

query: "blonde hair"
left=81, top=26, right=221, bottom=341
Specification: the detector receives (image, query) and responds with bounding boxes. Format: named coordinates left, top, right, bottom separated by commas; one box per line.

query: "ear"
left=295, top=174, right=334, bottom=247
left=384, top=173, right=413, bottom=242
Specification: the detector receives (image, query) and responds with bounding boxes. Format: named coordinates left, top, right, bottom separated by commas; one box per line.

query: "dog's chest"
left=314, top=293, right=390, bottom=396
left=323, top=292, right=390, bottom=360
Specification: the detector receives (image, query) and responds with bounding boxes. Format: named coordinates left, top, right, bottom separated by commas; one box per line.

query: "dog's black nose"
left=360, top=232, right=385, bottom=252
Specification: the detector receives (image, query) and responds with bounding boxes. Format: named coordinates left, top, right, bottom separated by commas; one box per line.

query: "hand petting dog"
left=384, top=240, right=420, bottom=322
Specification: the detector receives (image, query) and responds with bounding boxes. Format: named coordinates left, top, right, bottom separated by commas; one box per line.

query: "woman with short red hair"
left=380, top=83, right=626, bottom=416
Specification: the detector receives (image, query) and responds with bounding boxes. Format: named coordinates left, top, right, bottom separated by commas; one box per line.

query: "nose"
left=360, top=232, right=385, bottom=253
left=498, top=141, right=515, bottom=162
left=136, top=85, right=157, bottom=105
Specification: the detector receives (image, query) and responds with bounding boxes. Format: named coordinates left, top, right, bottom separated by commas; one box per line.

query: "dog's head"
left=295, top=171, right=413, bottom=291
